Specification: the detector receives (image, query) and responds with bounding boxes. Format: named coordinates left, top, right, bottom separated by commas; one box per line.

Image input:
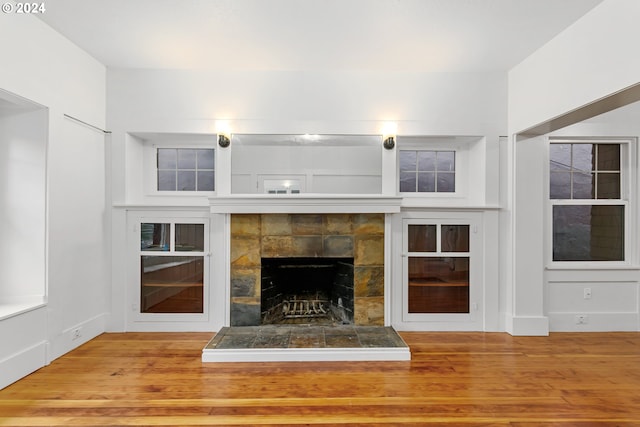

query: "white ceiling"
left=38, top=0, right=603, bottom=72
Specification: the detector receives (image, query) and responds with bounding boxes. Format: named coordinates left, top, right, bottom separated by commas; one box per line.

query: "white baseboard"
left=0, top=341, right=47, bottom=390
left=549, top=312, right=639, bottom=332
left=49, top=313, right=108, bottom=363
left=506, top=315, right=550, bottom=336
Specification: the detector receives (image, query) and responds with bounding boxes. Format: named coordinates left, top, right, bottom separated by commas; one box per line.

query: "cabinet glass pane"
left=441, top=225, right=469, bottom=252
left=408, top=257, right=469, bottom=313
left=408, top=225, right=436, bottom=252
left=141, top=223, right=170, bottom=251
left=175, top=224, right=205, bottom=252
left=141, top=256, right=204, bottom=313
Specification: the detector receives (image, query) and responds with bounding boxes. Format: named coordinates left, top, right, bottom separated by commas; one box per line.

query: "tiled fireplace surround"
left=230, top=213, right=385, bottom=327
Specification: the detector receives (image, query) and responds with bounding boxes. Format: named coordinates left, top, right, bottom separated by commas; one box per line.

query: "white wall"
left=0, top=13, right=107, bottom=389
left=107, top=68, right=507, bottom=332
left=108, top=69, right=507, bottom=204
left=544, top=103, right=640, bottom=332
left=0, top=106, right=47, bottom=300
left=508, top=0, right=640, bottom=134
left=506, top=0, right=640, bottom=334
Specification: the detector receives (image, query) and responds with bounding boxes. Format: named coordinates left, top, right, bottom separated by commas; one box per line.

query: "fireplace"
left=261, top=257, right=354, bottom=325
left=230, top=213, right=385, bottom=327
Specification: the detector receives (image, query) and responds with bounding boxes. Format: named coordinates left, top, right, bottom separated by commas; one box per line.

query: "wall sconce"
left=218, top=134, right=230, bottom=148
left=383, top=135, right=395, bottom=150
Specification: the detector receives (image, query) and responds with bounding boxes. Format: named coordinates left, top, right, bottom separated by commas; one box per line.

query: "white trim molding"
left=209, top=195, right=402, bottom=214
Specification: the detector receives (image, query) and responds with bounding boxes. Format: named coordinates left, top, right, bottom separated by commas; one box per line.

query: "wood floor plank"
left=1, top=332, right=639, bottom=425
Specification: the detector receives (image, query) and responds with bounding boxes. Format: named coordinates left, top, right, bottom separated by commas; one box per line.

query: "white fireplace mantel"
left=209, top=194, right=402, bottom=214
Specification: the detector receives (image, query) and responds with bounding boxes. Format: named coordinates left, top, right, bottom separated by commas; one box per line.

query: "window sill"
left=0, top=296, right=46, bottom=321
left=546, top=264, right=640, bottom=271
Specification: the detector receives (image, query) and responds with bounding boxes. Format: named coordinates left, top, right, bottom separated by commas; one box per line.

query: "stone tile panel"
left=354, top=266, right=384, bottom=297
left=323, top=235, right=354, bottom=258
left=291, top=214, right=324, bottom=235
left=355, top=235, right=384, bottom=266
left=231, top=214, right=261, bottom=236
left=261, top=214, right=292, bottom=236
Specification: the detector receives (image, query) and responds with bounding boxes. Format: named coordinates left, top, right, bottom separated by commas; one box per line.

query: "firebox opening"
left=261, top=257, right=354, bottom=325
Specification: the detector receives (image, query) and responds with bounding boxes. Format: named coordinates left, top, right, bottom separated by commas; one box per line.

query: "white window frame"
left=401, top=215, right=482, bottom=325
left=546, top=138, right=636, bottom=268
left=131, top=217, right=210, bottom=323
left=143, top=141, right=216, bottom=197
left=396, top=136, right=481, bottom=202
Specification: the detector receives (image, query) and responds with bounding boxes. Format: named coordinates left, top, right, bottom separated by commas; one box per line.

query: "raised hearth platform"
left=202, top=325, right=411, bottom=362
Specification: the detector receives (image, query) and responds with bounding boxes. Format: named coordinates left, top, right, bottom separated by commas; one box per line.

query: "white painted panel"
left=312, top=175, right=381, bottom=194
left=548, top=281, right=638, bottom=312
left=0, top=107, right=47, bottom=300
left=509, top=0, right=640, bottom=133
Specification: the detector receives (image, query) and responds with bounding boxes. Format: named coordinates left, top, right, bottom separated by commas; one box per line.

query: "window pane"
left=597, top=144, right=620, bottom=171
left=141, top=256, right=204, bottom=313
left=441, top=225, right=469, bottom=252
left=400, top=172, right=417, bottom=192
left=175, top=224, right=204, bottom=252
left=177, top=171, right=196, bottom=191
left=197, top=171, right=215, bottom=191
left=417, top=151, right=436, bottom=171
left=196, top=149, right=215, bottom=169
left=553, top=205, right=624, bottom=261
left=437, top=151, right=455, bottom=172
left=177, top=149, right=197, bottom=169
left=437, top=172, right=455, bottom=192
left=417, top=172, right=436, bottom=192
left=399, top=151, right=417, bottom=171
left=408, top=225, right=437, bottom=252
left=550, top=172, right=571, bottom=199
left=158, top=170, right=176, bottom=191
left=572, top=171, right=594, bottom=199
left=597, top=173, right=620, bottom=199
left=408, top=257, right=469, bottom=313
left=550, top=144, right=571, bottom=171
left=572, top=144, right=594, bottom=172
left=140, top=223, right=170, bottom=251
left=157, top=149, right=177, bottom=169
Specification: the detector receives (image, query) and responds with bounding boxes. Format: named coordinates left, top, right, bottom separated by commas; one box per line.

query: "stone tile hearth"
left=205, top=325, right=408, bottom=350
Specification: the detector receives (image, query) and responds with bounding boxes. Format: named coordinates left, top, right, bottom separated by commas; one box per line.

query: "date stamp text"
left=2, top=2, right=46, bottom=14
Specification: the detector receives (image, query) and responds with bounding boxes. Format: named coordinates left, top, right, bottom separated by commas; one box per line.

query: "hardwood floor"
left=1, top=331, right=640, bottom=426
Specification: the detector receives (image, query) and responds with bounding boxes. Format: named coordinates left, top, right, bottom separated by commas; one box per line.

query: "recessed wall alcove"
left=230, top=213, right=385, bottom=327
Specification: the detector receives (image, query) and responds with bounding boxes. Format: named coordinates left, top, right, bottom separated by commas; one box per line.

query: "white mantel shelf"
left=209, top=195, right=403, bottom=214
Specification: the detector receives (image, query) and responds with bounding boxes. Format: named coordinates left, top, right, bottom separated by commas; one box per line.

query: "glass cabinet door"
left=139, top=222, right=206, bottom=314
left=406, top=222, right=471, bottom=314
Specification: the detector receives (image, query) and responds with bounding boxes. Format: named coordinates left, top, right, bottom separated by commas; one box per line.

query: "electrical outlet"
left=72, top=327, right=82, bottom=340
left=575, top=314, right=589, bottom=324
left=584, top=288, right=592, bottom=299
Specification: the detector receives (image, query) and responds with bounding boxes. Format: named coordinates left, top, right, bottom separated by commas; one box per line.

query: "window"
left=140, top=222, right=206, bottom=313
left=549, top=141, right=627, bottom=262
left=157, top=148, right=214, bottom=191
left=406, top=224, right=470, bottom=313
left=399, top=150, right=455, bottom=193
